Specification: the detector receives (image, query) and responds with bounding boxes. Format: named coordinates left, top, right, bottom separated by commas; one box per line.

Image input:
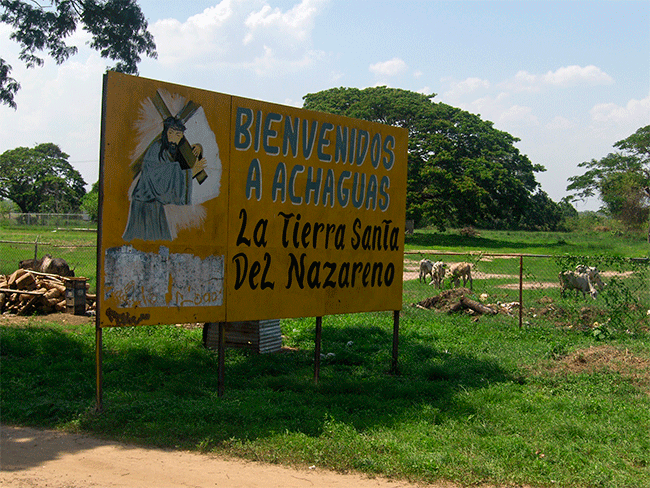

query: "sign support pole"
left=314, top=316, right=322, bottom=384
left=391, top=310, right=400, bottom=375
left=218, top=322, right=226, bottom=397
left=519, top=255, right=524, bottom=329
left=95, top=72, right=107, bottom=412
left=95, top=323, right=103, bottom=411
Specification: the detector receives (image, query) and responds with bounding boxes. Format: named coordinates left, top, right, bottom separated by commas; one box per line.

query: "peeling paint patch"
left=104, top=245, right=224, bottom=308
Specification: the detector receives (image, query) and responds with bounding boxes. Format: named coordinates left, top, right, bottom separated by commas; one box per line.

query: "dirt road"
left=1, top=425, right=462, bottom=488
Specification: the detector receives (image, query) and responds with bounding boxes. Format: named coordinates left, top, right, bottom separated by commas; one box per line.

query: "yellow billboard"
left=98, top=72, right=407, bottom=327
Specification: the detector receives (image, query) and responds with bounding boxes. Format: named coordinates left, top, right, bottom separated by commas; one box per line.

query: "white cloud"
left=543, top=65, right=614, bottom=87
left=498, top=105, right=538, bottom=126
left=330, top=70, right=345, bottom=83
left=545, top=116, right=575, bottom=130
left=150, top=0, right=327, bottom=72
left=442, top=77, right=490, bottom=100
left=246, top=45, right=325, bottom=76
left=151, top=2, right=234, bottom=65
left=507, top=70, right=541, bottom=93
left=369, top=57, right=407, bottom=77
left=244, top=0, right=325, bottom=47
left=590, top=95, right=650, bottom=125
left=502, top=65, right=614, bottom=92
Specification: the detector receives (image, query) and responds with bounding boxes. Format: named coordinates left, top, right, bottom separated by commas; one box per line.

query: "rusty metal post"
left=391, top=310, right=400, bottom=374
left=217, top=322, right=226, bottom=397
left=95, top=323, right=103, bottom=411
left=519, top=255, right=524, bottom=328
left=314, top=316, right=322, bottom=384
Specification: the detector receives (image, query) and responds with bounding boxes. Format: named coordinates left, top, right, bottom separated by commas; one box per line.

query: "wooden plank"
left=0, top=288, right=45, bottom=296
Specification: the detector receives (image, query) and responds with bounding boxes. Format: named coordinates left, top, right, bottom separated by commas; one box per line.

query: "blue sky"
left=1, top=0, right=648, bottom=211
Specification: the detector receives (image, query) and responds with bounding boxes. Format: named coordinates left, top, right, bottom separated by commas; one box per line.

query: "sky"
left=1, top=0, right=648, bottom=211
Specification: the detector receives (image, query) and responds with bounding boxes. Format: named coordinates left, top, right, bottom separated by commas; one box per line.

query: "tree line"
left=304, top=86, right=576, bottom=231
left=303, top=87, right=649, bottom=232
left=2, top=94, right=648, bottom=232
left=0, top=143, right=97, bottom=218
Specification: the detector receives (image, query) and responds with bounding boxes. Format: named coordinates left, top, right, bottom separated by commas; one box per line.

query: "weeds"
left=2, top=309, right=649, bottom=487
left=2, top=226, right=650, bottom=487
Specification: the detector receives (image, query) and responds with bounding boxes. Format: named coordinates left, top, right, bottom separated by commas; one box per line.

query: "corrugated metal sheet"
left=203, top=319, right=282, bottom=354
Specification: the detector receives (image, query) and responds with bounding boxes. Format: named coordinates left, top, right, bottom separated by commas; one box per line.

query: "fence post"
left=34, top=236, right=39, bottom=260
left=519, top=255, right=523, bottom=328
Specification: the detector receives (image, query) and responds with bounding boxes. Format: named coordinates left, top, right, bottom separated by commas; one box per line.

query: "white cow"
left=428, top=261, right=447, bottom=288
left=559, top=270, right=598, bottom=299
left=575, top=265, right=605, bottom=291
left=446, top=262, right=473, bottom=290
left=419, top=259, right=434, bottom=283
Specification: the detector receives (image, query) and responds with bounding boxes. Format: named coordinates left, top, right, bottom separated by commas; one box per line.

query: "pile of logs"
left=415, top=288, right=499, bottom=315
left=0, top=269, right=96, bottom=316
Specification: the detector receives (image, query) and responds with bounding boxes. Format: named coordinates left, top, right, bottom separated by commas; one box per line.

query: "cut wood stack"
left=0, top=268, right=96, bottom=316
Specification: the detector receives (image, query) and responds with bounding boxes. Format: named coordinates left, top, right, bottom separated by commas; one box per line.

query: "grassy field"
left=0, top=224, right=97, bottom=290
left=2, top=226, right=650, bottom=487
left=405, top=227, right=648, bottom=257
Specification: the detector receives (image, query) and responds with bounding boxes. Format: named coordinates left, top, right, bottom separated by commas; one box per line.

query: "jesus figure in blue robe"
left=123, top=116, right=207, bottom=241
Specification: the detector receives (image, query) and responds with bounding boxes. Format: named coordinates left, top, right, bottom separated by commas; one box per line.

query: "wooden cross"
left=151, top=89, right=207, bottom=184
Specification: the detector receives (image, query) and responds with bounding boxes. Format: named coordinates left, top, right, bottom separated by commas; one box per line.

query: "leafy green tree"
left=567, top=125, right=650, bottom=232
left=1, top=0, right=157, bottom=109
left=614, top=125, right=650, bottom=161
left=519, top=190, right=576, bottom=231
left=303, top=86, right=553, bottom=230
left=81, top=181, right=99, bottom=222
left=0, top=143, right=86, bottom=212
left=0, top=198, right=19, bottom=220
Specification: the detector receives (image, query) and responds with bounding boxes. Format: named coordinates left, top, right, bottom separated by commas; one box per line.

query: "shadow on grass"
left=1, top=326, right=97, bottom=471
left=1, top=323, right=514, bottom=452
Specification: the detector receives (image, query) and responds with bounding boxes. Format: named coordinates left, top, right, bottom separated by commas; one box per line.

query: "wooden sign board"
left=98, top=72, right=407, bottom=327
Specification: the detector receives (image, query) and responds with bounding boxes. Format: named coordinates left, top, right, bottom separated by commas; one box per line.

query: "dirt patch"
left=2, top=425, right=461, bottom=488
left=498, top=282, right=559, bottom=290
left=0, top=312, right=94, bottom=328
left=539, top=345, right=650, bottom=394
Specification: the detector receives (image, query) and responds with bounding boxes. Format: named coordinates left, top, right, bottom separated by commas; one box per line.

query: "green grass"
left=406, top=227, right=649, bottom=257
left=2, top=307, right=650, bottom=488
left=2, top=224, right=650, bottom=487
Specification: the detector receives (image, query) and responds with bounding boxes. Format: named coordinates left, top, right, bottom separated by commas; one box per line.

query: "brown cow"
left=19, top=254, right=74, bottom=277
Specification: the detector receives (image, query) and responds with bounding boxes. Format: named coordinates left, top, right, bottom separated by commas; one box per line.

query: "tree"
left=567, top=125, right=650, bottom=234
left=80, top=180, right=99, bottom=222
left=0, top=198, right=19, bottom=219
left=1, top=0, right=157, bottom=109
left=0, top=143, right=86, bottom=212
left=303, top=86, right=553, bottom=230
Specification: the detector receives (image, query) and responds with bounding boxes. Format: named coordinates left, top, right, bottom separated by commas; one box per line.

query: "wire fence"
left=2, top=233, right=648, bottom=331
left=2, top=213, right=94, bottom=228
left=404, top=251, right=650, bottom=334
left=0, top=238, right=97, bottom=292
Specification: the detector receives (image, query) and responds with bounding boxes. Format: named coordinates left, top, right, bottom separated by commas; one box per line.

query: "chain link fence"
left=404, top=251, right=650, bottom=334
left=2, top=227, right=648, bottom=330
left=3, top=212, right=94, bottom=228
left=0, top=237, right=97, bottom=292
left=1, top=213, right=97, bottom=292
